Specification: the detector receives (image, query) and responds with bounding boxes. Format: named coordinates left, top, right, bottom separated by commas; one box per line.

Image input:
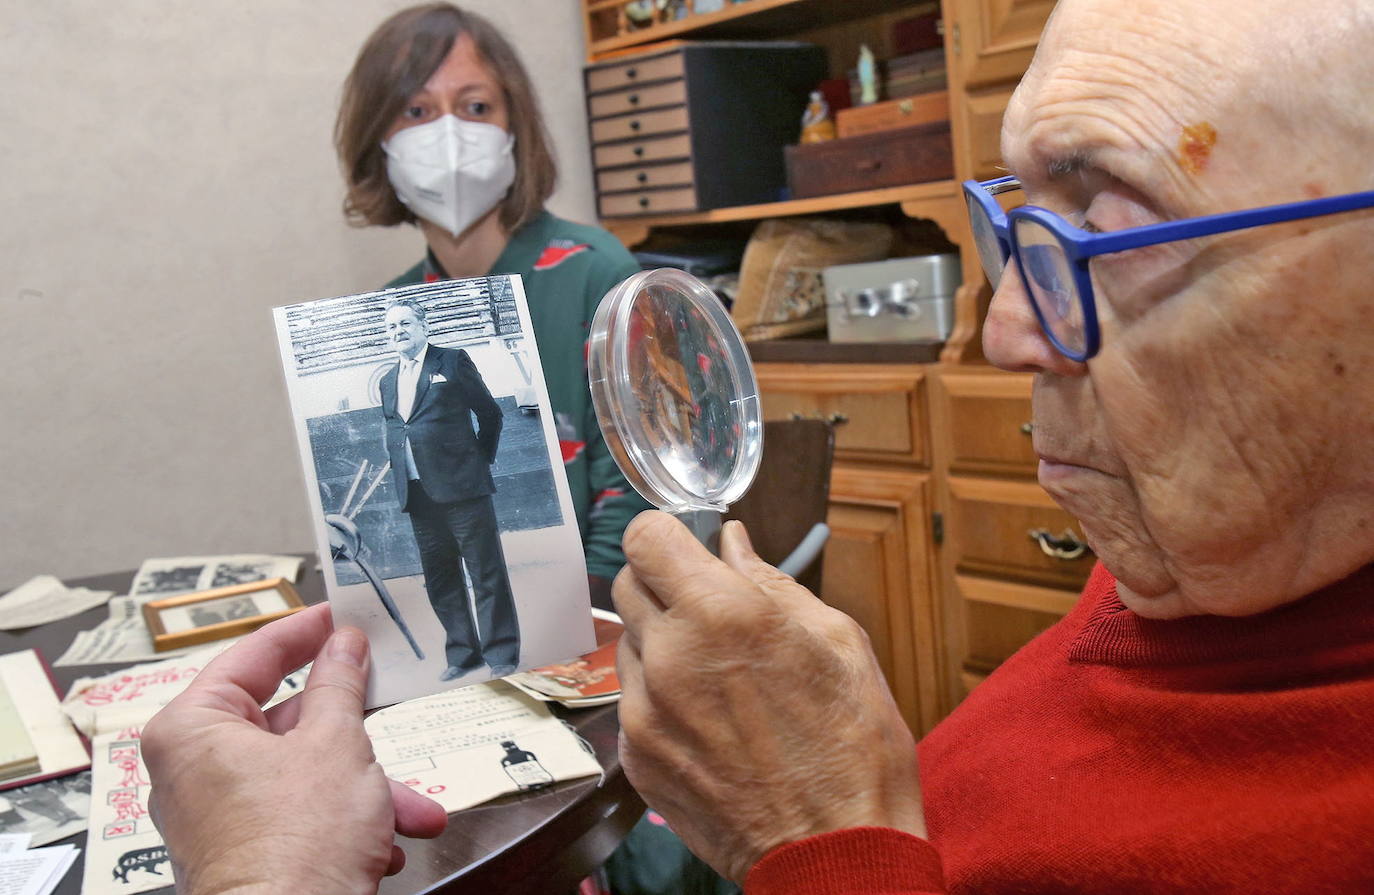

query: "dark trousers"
left=405, top=481, right=520, bottom=670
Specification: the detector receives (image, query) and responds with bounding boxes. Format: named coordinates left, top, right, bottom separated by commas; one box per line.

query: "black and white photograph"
left=0, top=771, right=90, bottom=847
left=158, top=590, right=290, bottom=636
left=274, top=275, right=593, bottom=706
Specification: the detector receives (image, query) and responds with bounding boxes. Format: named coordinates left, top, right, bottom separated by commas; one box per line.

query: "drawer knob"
left=626, top=67, right=638, bottom=79
left=789, top=411, right=849, bottom=426
left=630, top=120, right=642, bottom=131
left=1019, top=422, right=1033, bottom=435
left=638, top=196, right=650, bottom=209
left=633, top=146, right=645, bottom=157
left=629, top=93, right=641, bottom=105
left=1028, top=528, right=1091, bottom=561
left=636, top=171, right=649, bottom=184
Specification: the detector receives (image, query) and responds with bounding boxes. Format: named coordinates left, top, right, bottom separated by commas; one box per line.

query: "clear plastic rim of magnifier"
left=587, top=268, right=763, bottom=514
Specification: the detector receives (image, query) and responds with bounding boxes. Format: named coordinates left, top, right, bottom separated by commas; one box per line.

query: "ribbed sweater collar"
left=1068, top=562, right=1374, bottom=668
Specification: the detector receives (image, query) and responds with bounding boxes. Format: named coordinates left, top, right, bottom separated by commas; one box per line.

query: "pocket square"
left=430, top=373, right=448, bottom=384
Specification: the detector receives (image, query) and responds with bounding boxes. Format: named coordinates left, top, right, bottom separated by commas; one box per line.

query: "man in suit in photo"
left=378, top=298, right=520, bottom=680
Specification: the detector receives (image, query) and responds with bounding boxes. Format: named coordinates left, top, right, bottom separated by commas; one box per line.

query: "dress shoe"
left=487, top=663, right=517, bottom=678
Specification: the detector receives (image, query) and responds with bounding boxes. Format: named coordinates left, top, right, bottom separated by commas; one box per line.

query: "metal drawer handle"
left=856, top=159, right=883, bottom=172
left=1020, top=422, right=1033, bottom=435
left=1028, top=528, right=1091, bottom=561
left=789, top=412, right=849, bottom=426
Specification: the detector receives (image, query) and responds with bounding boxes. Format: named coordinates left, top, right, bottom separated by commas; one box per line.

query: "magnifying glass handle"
left=674, top=509, right=723, bottom=555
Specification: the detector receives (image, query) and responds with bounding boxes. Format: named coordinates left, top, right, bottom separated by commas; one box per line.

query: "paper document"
left=55, top=597, right=206, bottom=667
left=62, top=647, right=308, bottom=739
left=365, top=681, right=602, bottom=813
left=0, top=577, right=113, bottom=631
left=0, top=835, right=30, bottom=854
left=81, top=726, right=168, bottom=895
left=128, top=554, right=302, bottom=599
left=0, top=843, right=77, bottom=895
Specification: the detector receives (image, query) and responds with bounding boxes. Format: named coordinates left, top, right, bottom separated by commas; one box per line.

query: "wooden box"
left=836, top=92, right=949, bottom=139
left=784, top=122, right=954, bottom=200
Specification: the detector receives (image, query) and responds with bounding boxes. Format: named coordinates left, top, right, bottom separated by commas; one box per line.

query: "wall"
left=0, top=0, right=595, bottom=583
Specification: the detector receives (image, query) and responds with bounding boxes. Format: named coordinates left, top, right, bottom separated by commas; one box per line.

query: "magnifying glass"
left=588, top=268, right=763, bottom=550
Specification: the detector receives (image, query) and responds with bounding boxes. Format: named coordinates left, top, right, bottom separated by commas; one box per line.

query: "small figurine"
left=800, top=90, right=837, bottom=143
left=857, top=44, right=879, bottom=105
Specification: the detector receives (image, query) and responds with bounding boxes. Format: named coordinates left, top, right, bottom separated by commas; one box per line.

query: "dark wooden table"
left=0, top=562, right=643, bottom=894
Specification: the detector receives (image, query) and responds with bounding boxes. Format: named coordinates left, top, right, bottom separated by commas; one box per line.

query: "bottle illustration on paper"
left=500, top=740, right=554, bottom=789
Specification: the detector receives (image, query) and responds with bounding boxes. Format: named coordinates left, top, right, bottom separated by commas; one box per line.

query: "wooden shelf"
left=587, top=0, right=935, bottom=59
left=602, top=179, right=960, bottom=228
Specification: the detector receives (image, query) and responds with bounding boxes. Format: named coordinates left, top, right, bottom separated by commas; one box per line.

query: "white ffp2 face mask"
left=383, top=114, right=516, bottom=238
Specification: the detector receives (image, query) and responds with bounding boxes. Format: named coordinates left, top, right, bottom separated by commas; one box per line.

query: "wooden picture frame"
left=141, top=578, right=305, bottom=652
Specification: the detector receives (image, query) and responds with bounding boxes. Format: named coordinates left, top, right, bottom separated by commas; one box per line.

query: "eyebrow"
left=1044, top=150, right=1097, bottom=181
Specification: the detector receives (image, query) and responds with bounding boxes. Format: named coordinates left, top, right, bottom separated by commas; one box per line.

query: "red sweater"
left=747, top=563, right=1374, bottom=894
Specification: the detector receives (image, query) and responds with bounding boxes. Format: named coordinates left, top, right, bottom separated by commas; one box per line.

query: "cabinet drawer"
left=593, top=133, right=691, bottom=169
left=962, top=598, right=1064, bottom=674
left=591, top=106, right=689, bottom=144
left=939, top=371, right=1037, bottom=476
left=947, top=476, right=1095, bottom=590
left=586, top=51, right=685, bottom=94
left=597, top=160, right=694, bottom=193
left=588, top=80, right=688, bottom=119
left=598, top=186, right=698, bottom=217
left=756, top=365, right=928, bottom=465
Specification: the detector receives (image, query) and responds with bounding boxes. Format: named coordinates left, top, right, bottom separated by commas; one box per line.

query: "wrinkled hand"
left=142, top=604, right=448, bottom=895
left=614, top=512, right=926, bottom=883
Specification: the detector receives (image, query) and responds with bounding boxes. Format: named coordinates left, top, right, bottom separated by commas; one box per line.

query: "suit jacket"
left=379, top=344, right=503, bottom=510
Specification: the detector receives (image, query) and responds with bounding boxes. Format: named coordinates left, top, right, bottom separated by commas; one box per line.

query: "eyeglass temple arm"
left=1078, top=190, right=1374, bottom=258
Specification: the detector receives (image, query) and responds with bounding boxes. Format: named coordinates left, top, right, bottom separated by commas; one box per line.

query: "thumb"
left=298, top=627, right=370, bottom=737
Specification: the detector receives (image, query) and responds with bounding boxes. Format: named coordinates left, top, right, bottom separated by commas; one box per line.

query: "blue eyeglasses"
left=963, top=175, right=1374, bottom=361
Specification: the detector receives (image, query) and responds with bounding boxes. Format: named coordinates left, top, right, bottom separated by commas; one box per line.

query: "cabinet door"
left=953, top=0, right=1057, bottom=90
left=821, top=466, right=942, bottom=736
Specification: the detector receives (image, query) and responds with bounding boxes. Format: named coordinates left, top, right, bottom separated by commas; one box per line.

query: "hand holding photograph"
left=274, top=276, right=594, bottom=707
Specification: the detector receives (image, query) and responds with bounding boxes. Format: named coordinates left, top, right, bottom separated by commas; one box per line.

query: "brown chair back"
left=724, top=418, right=835, bottom=595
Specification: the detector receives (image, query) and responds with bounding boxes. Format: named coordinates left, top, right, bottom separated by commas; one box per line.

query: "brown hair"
left=335, top=4, right=557, bottom=233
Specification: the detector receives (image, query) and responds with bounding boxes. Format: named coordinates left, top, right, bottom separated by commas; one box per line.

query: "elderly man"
left=378, top=298, right=519, bottom=680
left=143, top=0, right=1372, bottom=891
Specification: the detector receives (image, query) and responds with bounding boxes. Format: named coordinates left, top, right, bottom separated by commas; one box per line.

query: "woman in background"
left=335, top=3, right=648, bottom=605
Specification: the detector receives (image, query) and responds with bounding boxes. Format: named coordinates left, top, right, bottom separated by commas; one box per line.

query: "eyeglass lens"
left=1012, top=217, right=1086, bottom=356
left=966, top=193, right=1007, bottom=286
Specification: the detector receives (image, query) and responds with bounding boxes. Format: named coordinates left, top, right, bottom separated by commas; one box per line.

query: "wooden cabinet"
left=584, top=1, right=1066, bottom=730
left=756, top=363, right=942, bottom=734
left=583, top=44, right=826, bottom=217
left=932, top=367, right=1090, bottom=706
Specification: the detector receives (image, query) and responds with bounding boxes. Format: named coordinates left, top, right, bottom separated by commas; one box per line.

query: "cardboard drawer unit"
left=585, top=43, right=827, bottom=218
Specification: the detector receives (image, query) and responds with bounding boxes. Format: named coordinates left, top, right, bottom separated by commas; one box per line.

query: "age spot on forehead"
left=1177, top=122, right=1218, bottom=175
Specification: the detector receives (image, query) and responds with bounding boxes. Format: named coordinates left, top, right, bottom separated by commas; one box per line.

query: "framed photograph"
left=141, top=578, right=305, bottom=652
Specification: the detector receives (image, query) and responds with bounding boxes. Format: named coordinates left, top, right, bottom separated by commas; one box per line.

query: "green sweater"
left=387, top=212, right=651, bottom=579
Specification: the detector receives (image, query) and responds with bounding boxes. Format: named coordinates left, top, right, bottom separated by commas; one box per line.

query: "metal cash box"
left=823, top=254, right=962, bottom=343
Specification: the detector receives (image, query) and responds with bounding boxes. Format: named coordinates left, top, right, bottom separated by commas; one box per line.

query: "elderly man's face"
left=984, top=0, right=1374, bottom=618
left=385, top=306, right=428, bottom=360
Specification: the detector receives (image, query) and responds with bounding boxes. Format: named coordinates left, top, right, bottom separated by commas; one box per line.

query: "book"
left=0, top=679, right=41, bottom=782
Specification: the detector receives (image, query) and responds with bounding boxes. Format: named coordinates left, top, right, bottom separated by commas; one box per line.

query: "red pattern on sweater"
left=747, top=562, right=1374, bottom=894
